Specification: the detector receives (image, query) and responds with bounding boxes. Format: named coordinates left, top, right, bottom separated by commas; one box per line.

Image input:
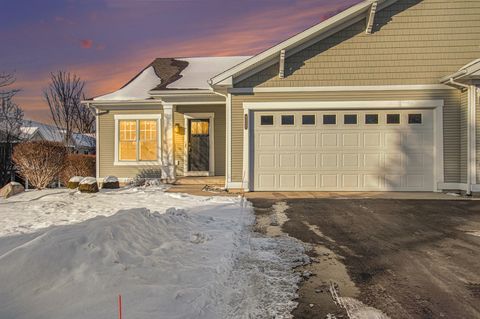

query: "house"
left=85, top=0, right=480, bottom=193
left=20, top=120, right=96, bottom=155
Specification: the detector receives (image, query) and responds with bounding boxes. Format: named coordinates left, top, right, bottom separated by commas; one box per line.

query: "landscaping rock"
left=78, top=177, right=99, bottom=193
left=0, top=182, right=25, bottom=199
left=102, top=176, right=119, bottom=189
left=67, top=176, right=84, bottom=189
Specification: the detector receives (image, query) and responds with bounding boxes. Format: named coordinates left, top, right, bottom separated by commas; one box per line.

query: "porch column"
left=162, top=103, right=176, bottom=183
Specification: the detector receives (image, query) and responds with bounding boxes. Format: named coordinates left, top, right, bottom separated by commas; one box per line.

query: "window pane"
left=139, top=120, right=158, bottom=161
left=387, top=114, right=400, bottom=124
left=281, top=115, right=294, bottom=125
left=119, top=120, right=137, bottom=161
left=323, top=114, right=336, bottom=125
left=365, top=114, right=378, bottom=124
left=344, top=114, right=357, bottom=124
left=302, top=115, right=315, bottom=125
left=261, top=115, right=274, bottom=125
left=408, top=114, right=422, bottom=124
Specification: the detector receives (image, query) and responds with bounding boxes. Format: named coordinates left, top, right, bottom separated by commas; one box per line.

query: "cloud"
left=80, top=39, right=93, bottom=49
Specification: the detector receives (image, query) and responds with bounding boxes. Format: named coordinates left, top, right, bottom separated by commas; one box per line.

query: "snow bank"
left=94, top=66, right=161, bottom=101
left=0, top=188, right=307, bottom=318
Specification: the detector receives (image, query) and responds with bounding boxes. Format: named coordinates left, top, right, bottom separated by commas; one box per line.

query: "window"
left=344, top=114, right=357, bottom=125
left=118, top=119, right=158, bottom=161
left=281, top=115, right=295, bottom=125
left=261, top=115, right=274, bottom=125
left=386, top=114, right=400, bottom=124
left=365, top=114, right=378, bottom=124
left=302, top=115, right=316, bottom=125
left=408, top=114, right=422, bottom=124
left=323, top=114, right=336, bottom=125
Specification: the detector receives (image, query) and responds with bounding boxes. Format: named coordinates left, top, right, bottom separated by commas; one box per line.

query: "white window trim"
left=183, top=113, right=215, bottom=177
left=114, top=114, right=162, bottom=166
left=241, top=100, right=445, bottom=192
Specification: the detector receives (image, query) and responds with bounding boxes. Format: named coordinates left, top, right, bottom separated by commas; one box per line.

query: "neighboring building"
left=21, top=120, right=96, bottom=155
left=85, top=0, right=480, bottom=193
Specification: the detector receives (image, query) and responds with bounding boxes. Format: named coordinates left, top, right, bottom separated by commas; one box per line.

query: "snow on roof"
left=94, top=66, right=161, bottom=101
left=20, top=120, right=95, bottom=148
left=165, top=56, right=251, bottom=90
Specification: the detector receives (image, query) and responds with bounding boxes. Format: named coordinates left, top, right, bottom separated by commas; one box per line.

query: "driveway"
left=249, top=197, right=480, bottom=319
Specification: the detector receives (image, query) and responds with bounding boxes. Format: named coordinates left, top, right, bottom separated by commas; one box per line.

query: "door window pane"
left=365, top=114, right=378, bottom=124
left=408, top=114, right=422, bottom=124
left=344, top=114, right=357, bottom=124
left=261, top=115, right=274, bottom=125
left=119, top=120, right=137, bottom=161
left=139, top=120, right=158, bottom=161
left=323, top=114, right=336, bottom=125
left=386, top=114, right=400, bottom=124
left=281, top=115, right=295, bottom=125
left=302, top=115, right=315, bottom=125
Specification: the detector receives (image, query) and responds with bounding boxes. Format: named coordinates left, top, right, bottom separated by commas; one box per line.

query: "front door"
left=188, top=119, right=210, bottom=172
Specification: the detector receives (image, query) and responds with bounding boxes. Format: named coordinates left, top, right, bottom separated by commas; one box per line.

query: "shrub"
left=12, top=141, right=67, bottom=189
left=67, top=176, right=84, bottom=189
left=60, top=154, right=96, bottom=185
left=78, top=177, right=99, bottom=193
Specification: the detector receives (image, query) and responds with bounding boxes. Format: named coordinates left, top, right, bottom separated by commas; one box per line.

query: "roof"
left=93, top=56, right=250, bottom=101
left=440, top=59, right=480, bottom=84
left=20, top=120, right=95, bottom=148
left=210, top=0, right=397, bottom=86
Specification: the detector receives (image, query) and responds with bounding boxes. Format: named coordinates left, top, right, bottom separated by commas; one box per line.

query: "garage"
left=252, top=109, right=435, bottom=191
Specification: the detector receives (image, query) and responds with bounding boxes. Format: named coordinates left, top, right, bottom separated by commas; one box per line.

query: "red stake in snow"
left=118, top=294, right=123, bottom=319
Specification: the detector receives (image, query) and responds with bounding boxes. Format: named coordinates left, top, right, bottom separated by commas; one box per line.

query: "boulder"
left=0, top=182, right=25, bottom=199
left=67, top=176, right=84, bottom=189
left=102, top=176, right=119, bottom=189
left=78, top=177, right=99, bottom=193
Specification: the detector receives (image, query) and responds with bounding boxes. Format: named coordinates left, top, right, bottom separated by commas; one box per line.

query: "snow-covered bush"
left=67, top=176, right=83, bottom=189
left=60, top=154, right=95, bottom=185
left=12, top=141, right=67, bottom=189
left=102, top=176, right=119, bottom=189
left=78, top=177, right=98, bottom=193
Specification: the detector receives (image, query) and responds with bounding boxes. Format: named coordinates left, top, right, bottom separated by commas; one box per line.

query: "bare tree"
left=75, top=101, right=95, bottom=134
left=0, top=72, right=22, bottom=186
left=44, top=71, right=86, bottom=147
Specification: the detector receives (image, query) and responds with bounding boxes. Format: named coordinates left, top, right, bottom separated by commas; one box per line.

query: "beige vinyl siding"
left=98, top=108, right=163, bottom=179
left=231, top=89, right=461, bottom=183
left=460, top=90, right=468, bottom=183
left=477, top=90, right=480, bottom=184
left=174, top=105, right=226, bottom=176
left=237, top=0, right=480, bottom=88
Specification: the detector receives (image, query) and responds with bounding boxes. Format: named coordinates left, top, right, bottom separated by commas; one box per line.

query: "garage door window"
left=344, top=114, right=357, bottom=125
left=387, top=114, right=400, bottom=124
left=408, top=114, right=422, bottom=124
left=323, top=115, right=336, bottom=125
left=302, top=115, right=316, bottom=125
left=261, top=115, right=274, bottom=125
left=281, top=115, right=295, bottom=125
left=365, top=114, right=378, bottom=124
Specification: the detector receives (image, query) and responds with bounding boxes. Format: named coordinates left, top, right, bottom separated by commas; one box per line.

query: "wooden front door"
left=188, top=119, right=210, bottom=172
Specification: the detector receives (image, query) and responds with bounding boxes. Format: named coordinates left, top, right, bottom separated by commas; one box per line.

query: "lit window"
left=365, top=114, right=378, bottom=124
left=344, top=114, right=357, bottom=125
left=323, top=115, right=336, bottom=125
left=386, top=114, right=400, bottom=124
left=302, top=115, right=315, bottom=125
left=261, top=115, right=274, bottom=125
left=281, top=115, right=295, bottom=125
left=119, top=119, right=158, bottom=161
left=408, top=114, right=422, bottom=124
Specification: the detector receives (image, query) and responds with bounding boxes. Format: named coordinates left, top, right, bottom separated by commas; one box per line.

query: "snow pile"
left=167, top=56, right=250, bottom=90
left=0, top=188, right=307, bottom=318
left=80, top=177, right=97, bottom=185
left=69, top=176, right=83, bottom=183
left=94, top=66, right=161, bottom=101
left=103, top=176, right=118, bottom=183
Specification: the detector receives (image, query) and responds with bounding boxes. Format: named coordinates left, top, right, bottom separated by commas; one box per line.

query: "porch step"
left=174, top=176, right=225, bottom=185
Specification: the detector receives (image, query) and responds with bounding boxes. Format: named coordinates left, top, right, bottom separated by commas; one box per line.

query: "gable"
left=236, top=0, right=480, bottom=88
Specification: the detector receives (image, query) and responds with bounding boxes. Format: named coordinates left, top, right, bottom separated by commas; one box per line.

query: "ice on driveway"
left=0, top=187, right=307, bottom=319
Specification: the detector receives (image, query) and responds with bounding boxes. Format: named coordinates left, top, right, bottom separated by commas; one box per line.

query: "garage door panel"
left=253, top=109, right=434, bottom=191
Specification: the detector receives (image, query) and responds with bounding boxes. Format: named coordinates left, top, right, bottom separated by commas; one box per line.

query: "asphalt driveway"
left=249, top=197, right=480, bottom=319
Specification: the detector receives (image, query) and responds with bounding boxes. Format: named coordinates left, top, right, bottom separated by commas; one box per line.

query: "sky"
left=1, top=0, right=359, bottom=122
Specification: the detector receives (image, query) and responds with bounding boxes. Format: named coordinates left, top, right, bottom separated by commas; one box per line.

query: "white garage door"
left=253, top=109, right=435, bottom=191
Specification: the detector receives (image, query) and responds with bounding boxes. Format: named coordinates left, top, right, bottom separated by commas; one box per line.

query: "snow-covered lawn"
left=0, top=186, right=307, bottom=319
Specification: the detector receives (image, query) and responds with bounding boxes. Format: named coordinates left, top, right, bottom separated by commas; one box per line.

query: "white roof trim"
left=440, top=58, right=480, bottom=83
left=210, top=0, right=395, bottom=86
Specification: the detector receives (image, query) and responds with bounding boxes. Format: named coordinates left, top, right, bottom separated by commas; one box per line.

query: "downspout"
left=449, top=79, right=474, bottom=195
left=84, top=101, right=100, bottom=179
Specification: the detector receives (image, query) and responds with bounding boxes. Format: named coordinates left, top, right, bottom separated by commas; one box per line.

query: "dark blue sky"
left=1, top=0, right=358, bottom=121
